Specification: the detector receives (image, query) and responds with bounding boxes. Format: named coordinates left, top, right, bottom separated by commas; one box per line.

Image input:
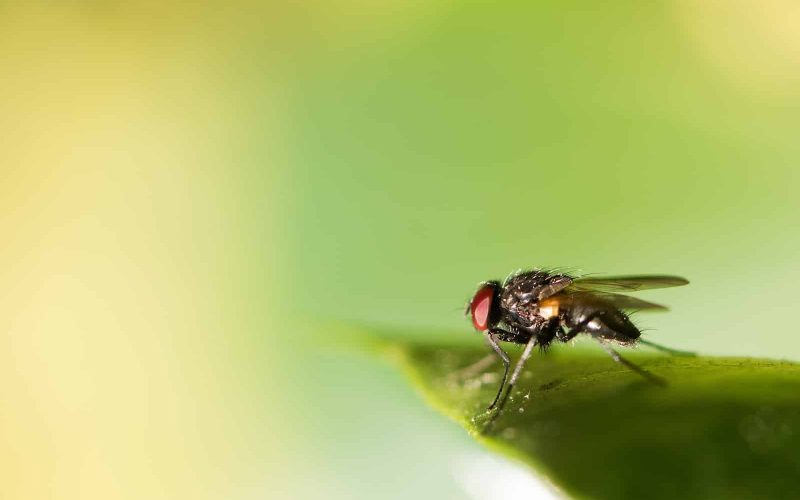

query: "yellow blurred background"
left=1, top=1, right=799, bottom=499
left=0, top=3, right=288, bottom=498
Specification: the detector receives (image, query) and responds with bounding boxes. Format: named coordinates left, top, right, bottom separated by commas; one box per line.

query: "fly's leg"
left=493, top=319, right=559, bottom=412
left=452, top=328, right=517, bottom=383
left=449, top=353, right=496, bottom=381
left=480, top=322, right=551, bottom=433
left=485, top=330, right=511, bottom=410
left=638, top=338, right=696, bottom=357
left=566, top=314, right=667, bottom=386
left=508, top=335, right=538, bottom=390
left=559, top=327, right=580, bottom=343
left=598, top=341, right=666, bottom=386
left=490, top=335, right=538, bottom=414
left=559, top=314, right=599, bottom=342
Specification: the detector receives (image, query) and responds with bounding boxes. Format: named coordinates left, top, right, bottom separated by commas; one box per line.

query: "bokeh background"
left=1, top=1, right=799, bottom=499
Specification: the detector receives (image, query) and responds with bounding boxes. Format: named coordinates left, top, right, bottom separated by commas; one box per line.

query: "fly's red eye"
left=470, top=285, right=494, bottom=331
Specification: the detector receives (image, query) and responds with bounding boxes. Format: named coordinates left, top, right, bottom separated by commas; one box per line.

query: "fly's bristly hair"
left=501, top=266, right=586, bottom=286
left=537, top=339, right=553, bottom=354
left=502, top=268, right=526, bottom=286
left=540, top=265, right=584, bottom=277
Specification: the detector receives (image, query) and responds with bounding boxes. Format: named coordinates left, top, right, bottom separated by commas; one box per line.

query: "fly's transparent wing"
left=585, top=292, right=668, bottom=311
left=567, top=275, right=689, bottom=293
left=536, top=275, right=573, bottom=300
left=547, top=291, right=669, bottom=312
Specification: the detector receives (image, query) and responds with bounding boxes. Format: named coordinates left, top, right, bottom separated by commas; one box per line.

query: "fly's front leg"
left=449, top=353, right=496, bottom=381
left=489, top=334, right=539, bottom=414
left=508, top=335, right=538, bottom=390
left=486, top=330, right=511, bottom=410
left=493, top=319, right=558, bottom=412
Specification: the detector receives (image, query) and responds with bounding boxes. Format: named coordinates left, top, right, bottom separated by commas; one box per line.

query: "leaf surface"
left=381, top=335, right=800, bottom=499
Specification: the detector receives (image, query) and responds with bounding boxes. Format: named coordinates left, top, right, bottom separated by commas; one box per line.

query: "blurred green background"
left=1, top=1, right=799, bottom=499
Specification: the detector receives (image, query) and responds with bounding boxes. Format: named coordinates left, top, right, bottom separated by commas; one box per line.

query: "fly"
left=466, top=269, right=690, bottom=412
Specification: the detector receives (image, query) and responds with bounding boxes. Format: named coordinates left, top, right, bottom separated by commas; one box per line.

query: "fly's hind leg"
left=638, top=338, right=696, bottom=357
left=598, top=341, right=666, bottom=386
left=568, top=313, right=666, bottom=386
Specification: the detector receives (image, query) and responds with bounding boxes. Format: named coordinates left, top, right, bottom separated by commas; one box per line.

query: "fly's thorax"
left=500, top=273, right=548, bottom=312
left=503, top=270, right=552, bottom=298
left=499, top=294, right=538, bottom=329
left=500, top=270, right=575, bottom=328
left=500, top=296, right=560, bottom=330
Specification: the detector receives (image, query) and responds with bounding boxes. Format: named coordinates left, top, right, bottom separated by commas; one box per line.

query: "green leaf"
left=380, top=335, right=800, bottom=500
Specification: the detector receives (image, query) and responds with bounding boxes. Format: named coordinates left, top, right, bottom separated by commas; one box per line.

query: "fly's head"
left=466, top=281, right=502, bottom=332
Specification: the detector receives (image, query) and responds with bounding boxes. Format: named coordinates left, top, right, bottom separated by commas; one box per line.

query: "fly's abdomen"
left=565, top=301, right=641, bottom=344
left=596, top=309, right=641, bottom=342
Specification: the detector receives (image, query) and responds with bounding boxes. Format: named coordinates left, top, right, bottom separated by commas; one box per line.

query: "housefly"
left=466, top=269, right=689, bottom=411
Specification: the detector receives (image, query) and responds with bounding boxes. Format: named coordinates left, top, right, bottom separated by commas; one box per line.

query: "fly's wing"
left=581, top=292, right=668, bottom=311
left=536, top=275, right=573, bottom=300
left=544, top=291, right=669, bottom=312
left=567, top=275, right=689, bottom=293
